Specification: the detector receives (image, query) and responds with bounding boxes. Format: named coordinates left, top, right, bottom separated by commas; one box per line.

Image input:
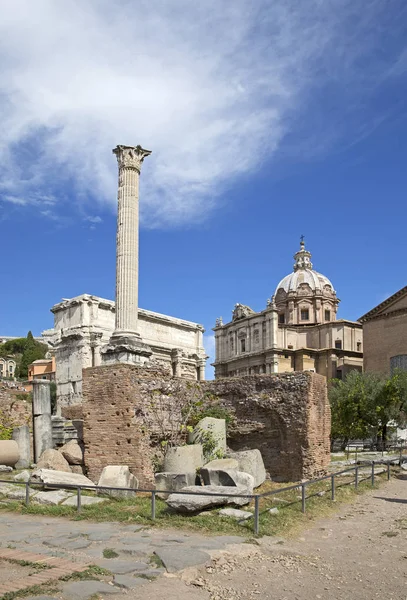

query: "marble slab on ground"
left=95, top=558, right=152, bottom=574
left=62, top=580, right=122, bottom=599
left=154, top=547, right=211, bottom=572
left=113, top=574, right=150, bottom=589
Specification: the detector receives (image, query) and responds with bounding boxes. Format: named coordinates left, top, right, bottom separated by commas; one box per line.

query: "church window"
left=357, top=342, right=362, bottom=352
left=335, top=340, right=342, bottom=349
left=230, top=337, right=234, bottom=352
left=325, top=310, right=331, bottom=321
left=390, top=355, right=407, bottom=373
left=300, top=309, right=309, bottom=321
left=240, top=338, right=246, bottom=353
left=279, top=313, right=285, bottom=324
left=253, top=330, right=259, bottom=345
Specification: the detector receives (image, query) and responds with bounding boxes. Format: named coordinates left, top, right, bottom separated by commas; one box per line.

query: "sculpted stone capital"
left=113, top=144, right=152, bottom=172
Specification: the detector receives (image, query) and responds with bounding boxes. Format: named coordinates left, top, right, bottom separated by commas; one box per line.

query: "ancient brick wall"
left=82, top=365, right=330, bottom=485
left=205, top=372, right=330, bottom=481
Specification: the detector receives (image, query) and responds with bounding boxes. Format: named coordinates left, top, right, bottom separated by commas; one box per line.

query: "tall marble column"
left=102, top=145, right=152, bottom=366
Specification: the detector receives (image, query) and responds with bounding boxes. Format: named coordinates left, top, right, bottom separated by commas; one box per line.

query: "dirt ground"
left=139, top=474, right=407, bottom=600
left=0, top=560, right=39, bottom=583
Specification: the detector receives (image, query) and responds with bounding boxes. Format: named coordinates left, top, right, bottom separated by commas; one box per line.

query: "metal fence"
left=0, top=457, right=404, bottom=534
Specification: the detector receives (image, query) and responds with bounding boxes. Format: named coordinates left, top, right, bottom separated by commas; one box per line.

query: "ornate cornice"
left=113, top=144, right=152, bottom=172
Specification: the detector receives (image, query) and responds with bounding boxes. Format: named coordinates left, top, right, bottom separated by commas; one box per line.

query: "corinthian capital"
left=113, top=145, right=152, bottom=172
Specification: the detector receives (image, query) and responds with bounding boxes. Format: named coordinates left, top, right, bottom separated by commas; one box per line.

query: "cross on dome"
left=293, top=237, right=313, bottom=272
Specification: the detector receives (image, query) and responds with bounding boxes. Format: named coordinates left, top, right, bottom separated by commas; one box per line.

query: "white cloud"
left=84, top=215, right=102, bottom=224
left=0, top=1, right=405, bottom=227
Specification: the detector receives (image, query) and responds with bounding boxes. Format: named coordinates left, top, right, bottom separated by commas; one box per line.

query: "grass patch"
left=58, top=565, right=111, bottom=582
left=0, top=470, right=393, bottom=539
left=1, top=582, right=59, bottom=600
left=150, top=553, right=164, bottom=568
left=382, top=530, right=399, bottom=537
left=4, top=558, right=49, bottom=571
left=102, top=548, right=119, bottom=559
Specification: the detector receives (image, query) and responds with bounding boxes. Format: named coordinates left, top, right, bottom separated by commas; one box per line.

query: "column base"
left=101, top=333, right=152, bottom=366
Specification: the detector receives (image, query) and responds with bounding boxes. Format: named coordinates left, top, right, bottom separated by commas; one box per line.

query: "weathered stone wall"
left=82, top=365, right=330, bottom=485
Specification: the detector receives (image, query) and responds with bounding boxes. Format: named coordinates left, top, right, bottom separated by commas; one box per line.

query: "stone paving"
left=0, top=513, right=243, bottom=599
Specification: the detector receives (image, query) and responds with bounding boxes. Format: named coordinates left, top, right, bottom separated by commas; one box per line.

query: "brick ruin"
left=82, top=363, right=331, bottom=486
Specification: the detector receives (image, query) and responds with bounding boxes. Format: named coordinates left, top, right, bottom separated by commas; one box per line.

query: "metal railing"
left=0, top=456, right=403, bottom=534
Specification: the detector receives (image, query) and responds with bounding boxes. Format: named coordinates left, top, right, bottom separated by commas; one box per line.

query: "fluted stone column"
left=102, top=145, right=152, bottom=365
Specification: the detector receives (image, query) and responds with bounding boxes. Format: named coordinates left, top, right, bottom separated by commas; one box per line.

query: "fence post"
left=387, top=462, right=391, bottom=481
left=355, top=466, right=359, bottom=490
left=331, top=474, right=335, bottom=501
left=371, top=461, right=375, bottom=486
left=254, top=496, right=260, bottom=535
left=77, top=487, right=82, bottom=513
left=301, top=484, right=306, bottom=514
left=151, top=491, right=156, bottom=520
left=25, top=482, right=30, bottom=506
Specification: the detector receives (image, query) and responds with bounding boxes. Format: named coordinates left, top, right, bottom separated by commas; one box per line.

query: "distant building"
left=27, top=356, right=56, bottom=387
left=213, top=240, right=363, bottom=379
left=359, top=285, right=407, bottom=375
left=42, top=294, right=207, bottom=407
left=0, top=356, right=16, bottom=379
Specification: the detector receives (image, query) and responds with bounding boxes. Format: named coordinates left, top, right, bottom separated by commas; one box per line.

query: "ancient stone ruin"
left=81, top=363, right=331, bottom=487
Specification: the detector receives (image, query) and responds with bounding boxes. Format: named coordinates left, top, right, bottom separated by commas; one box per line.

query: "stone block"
left=14, top=470, right=30, bottom=482
left=32, top=379, right=51, bottom=416
left=227, top=449, right=266, bottom=488
left=219, top=508, right=253, bottom=520
left=200, top=468, right=254, bottom=490
left=71, top=465, right=85, bottom=475
left=163, top=445, right=204, bottom=473
left=97, top=465, right=138, bottom=498
left=33, top=413, right=53, bottom=462
left=166, top=484, right=253, bottom=512
left=37, top=449, right=72, bottom=473
left=203, top=457, right=239, bottom=470
left=61, top=495, right=106, bottom=507
left=31, top=468, right=95, bottom=489
left=0, top=440, right=19, bottom=467
left=192, top=417, right=226, bottom=459
left=154, top=471, right=198, bottom=499
left=59, top=440, right=84, bottom=465
left=12, top=425, right=31, bottom=469
left=33, top=490, right=73, bottom=506
left=0, top=465, right=13, bottom=472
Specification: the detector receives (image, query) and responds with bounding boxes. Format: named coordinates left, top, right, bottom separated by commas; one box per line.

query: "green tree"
left=17, top=331, right=48, bottom=379
left=329, top=370, right=407, bottom=450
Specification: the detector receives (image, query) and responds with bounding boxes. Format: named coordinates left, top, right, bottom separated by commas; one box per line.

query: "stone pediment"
left=232, top=303, right=255, bottom=321
left=359, top=285, right=407, bottom=322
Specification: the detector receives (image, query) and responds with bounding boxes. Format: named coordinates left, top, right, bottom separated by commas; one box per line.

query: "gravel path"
left=1, top=476, right=406, bottom=599
left=143, top=474, right=407, bottom=600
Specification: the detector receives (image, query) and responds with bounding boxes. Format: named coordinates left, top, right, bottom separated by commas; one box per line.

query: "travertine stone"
left=203, top=458, right=239, bottom=470
left=200, top=468, right=254, bottom=490
left=226, top=449, right=266, bottom=488
left=0, top=440, right=19, bottom=467
left=97, top=465, right=138, bottom=498
left=154, top=472, right=198, bottom=499
left=59, top=440, right=84, bottom=465
left=12, top=425, right=31, bottom=469
left=163, top=445, right=204, bottom=473
left=32, top=380, right=53, bottom=462
left=31, top=468, right=95, bottom=488
left=37, top=449, right=71, bottom=473
left=192, top=417, right=226, bottom=459
left=166, top=484, right=252, bottom=512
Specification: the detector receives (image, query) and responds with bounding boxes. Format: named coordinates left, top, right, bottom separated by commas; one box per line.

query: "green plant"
left=102, top=548, right=119, bottom=558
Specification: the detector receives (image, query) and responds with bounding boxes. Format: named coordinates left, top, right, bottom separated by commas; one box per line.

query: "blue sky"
left=1, top=1, right=407, bottom=378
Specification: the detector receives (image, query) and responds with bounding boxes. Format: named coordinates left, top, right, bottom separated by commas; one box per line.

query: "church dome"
left=275, top=239, right=335, bottom=296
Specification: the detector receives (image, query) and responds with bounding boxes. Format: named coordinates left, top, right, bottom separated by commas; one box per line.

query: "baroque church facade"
left=213, top=240, right=363, bottom=380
